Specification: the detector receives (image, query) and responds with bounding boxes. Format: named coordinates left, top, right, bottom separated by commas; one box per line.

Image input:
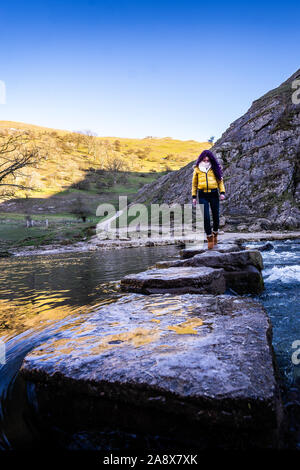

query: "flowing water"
left=0, top=240, right=299, bottom=449
left=248, top=238, right=300, bottom=448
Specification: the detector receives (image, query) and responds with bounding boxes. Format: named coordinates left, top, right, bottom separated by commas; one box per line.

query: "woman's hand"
left=192, top=198, right=197, bottom=207
left=220, top=194, right=225, bottom=201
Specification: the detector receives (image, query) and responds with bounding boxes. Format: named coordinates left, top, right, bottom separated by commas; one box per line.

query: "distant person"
left=192, top=150, right=225, bottom=249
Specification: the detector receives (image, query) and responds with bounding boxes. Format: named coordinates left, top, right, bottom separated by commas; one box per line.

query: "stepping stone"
left=156, top=250, right=264, bottom=294
left=157, top=250, right=263, bottom=271
left=20, top=293, right=283, bottom=449
left=251, top=242, right=274, bottom=252
left=120, top=266, right=226, bottom=295
left=0, top=250, right=13, bottom=258
left=224, top=265, right=264, bottom=294
left=181, top=243, right=245, bottom=259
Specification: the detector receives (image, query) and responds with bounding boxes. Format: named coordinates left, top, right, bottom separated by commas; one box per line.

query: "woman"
left=192, top=150, right=225, bottom=249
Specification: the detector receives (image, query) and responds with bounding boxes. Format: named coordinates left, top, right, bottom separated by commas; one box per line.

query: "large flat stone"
left=20, top=293, right=283, bottom=449
left=120, top=266, right=226, bottom=295
left=157, top=250, right=264, bottom=271
left=180, top=243, right=245, bottom=259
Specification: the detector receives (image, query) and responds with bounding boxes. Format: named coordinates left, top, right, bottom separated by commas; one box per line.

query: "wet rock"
left=180, top=243, right=245, bottom=259
left=219, top=216, right=226, bottom=227
left=20, top=293, right=284, bottom=449
left=158, top=250, right=263, bottom=271
left=249, top=222, right=264, bottom=232
left=0, top=251, right=13, bottom=258
left=120, top=266, right=226, bottom=295
left=223, top=265, right=264, bottom=294
left=237, top=224, right=249, bottom=231
left=156, top=250, right=264, bottom=294
left=256, top=242, right=275, bottom=251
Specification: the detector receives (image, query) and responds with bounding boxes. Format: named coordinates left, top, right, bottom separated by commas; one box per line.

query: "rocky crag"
left=134, top=69, right=300, bottom=232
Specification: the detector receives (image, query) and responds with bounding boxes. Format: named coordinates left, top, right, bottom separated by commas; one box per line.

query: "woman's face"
left=203, top=156, right=210, bottom=163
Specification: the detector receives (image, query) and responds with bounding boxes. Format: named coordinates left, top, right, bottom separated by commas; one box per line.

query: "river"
left=0, top=240, right=299, bottom=449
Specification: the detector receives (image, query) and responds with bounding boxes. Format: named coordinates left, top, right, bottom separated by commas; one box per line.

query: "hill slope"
left=0, top=122, right=210, bottom=247
left=133, top=69, right=300, bottom=231
left=0, top=121, right=210, bottom=199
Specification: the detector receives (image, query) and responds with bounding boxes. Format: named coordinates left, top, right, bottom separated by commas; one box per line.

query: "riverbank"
left=4, top=230, right=300, bottom=257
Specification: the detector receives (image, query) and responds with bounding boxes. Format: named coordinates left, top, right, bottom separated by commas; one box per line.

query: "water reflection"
left=0, top=245, right=181, bottom=339
left=0, top=244, right=181, bottom=449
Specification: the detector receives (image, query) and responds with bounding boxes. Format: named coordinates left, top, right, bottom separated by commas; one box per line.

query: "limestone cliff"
left=134, top=69, right=300, bottom=231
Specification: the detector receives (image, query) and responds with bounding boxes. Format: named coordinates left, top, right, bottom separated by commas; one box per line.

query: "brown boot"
left=213, top=231, right=218, bottom=245
left=207, top=234, right=214, bottom=249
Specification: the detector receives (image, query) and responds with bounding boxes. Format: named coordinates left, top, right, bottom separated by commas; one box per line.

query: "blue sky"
left=0, top=0, right=299, bottom=141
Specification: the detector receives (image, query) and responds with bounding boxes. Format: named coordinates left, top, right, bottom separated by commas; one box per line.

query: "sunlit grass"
left=0, top=121, right=211, bottom=248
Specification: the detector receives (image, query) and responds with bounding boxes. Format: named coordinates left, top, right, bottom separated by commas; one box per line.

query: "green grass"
left=0, top=120, right=210, bottom=201
left=0, top=222, right=97, bottom=248
left=0, top=119, right=211, bottom=248
left=0, top=212, right=78, bottom=221
left=0, top=211, right=107, bottom=249
left=0, top=200, right=151, bottom=248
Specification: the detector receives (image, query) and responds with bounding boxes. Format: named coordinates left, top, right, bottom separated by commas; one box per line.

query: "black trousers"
left=198, top=189, right=220, bottom=236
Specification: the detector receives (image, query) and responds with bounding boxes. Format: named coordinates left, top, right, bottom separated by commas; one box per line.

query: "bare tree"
left=71, top=196, right=93, bottom=222
left=0, top=132, right=46, bottom=198
left=74, top=129, right=98, bottom=156
left=104, top=153, right=129, bottom=184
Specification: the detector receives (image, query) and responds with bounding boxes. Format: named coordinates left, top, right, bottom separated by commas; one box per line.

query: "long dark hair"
left=195, top=150, right=223, bottom=180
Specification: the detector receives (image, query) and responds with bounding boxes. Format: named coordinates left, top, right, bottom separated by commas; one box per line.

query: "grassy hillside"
left=0, top=121, right=210, bottom=198
left=0, top=121, right=210, bottom=248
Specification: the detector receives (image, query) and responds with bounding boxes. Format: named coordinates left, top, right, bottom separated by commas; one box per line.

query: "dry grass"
left=0, top=121, right=211, bottom=198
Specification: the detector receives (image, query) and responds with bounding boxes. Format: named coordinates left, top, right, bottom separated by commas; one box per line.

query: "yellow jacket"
left=192, top=166, right=225, bottom=197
